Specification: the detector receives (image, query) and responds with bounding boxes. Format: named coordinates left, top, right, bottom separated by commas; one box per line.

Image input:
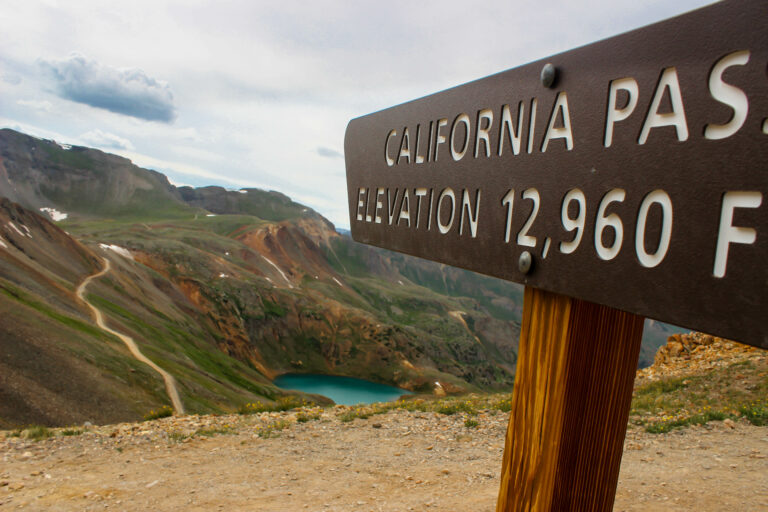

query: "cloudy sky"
left=0, top=0, right=713, bottom=229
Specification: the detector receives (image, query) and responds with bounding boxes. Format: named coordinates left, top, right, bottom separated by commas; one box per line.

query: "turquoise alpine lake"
left=272, top=374, right=412, bottom=405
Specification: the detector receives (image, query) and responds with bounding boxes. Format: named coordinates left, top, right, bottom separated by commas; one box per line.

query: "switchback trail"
left=76, top=257, right=185, bottom=414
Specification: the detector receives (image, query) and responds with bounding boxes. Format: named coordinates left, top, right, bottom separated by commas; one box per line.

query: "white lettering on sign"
left=385, top=50, right=764, bottom=167
left=385, top=130, right=397, bottom=167
left=414, top=188, right=428, bottom=228
left=604, top=78, right=639, bottom=147
left=435, top=118, right=448, bottom=161
left=357, top=183, right=765, bottom=281
left=385, top=95, right=584, bottom=167
left=398, top=127, right=411, bottom=164
left=705, top=51, right=750, bottom=141
left=398, top=189, right=411, bottom=227
left=502, top=189, right=515, bottom=243
left=460, top=189, right=481, bottom=237
left=559, top=188, right=586, bottom=254
left=635, top=190, right=673, bottom=268
left=638, top=67, right=689, bottom=145
left=475, top=109, right=494, bottom=158
left=713, top=191, right=762, bottom=278
left=499, top=185, right=680, bottom=268
left=387, top=189, right=399, bottom=224
left=357, top=187, right=366, bottom=221
left=527, top=99, right=538, bottom=154
left=595, top=189, right=626, bottom=260
left=517, top=188, right=541, bottom=247
left=437, top=188, right=456, bottom=234
left=427, top=121, right=435, bottom=162
left=375, top=187, right=385, bottom=224
left=357, top=186, right=482, bottom=238
left=451, top=113, right=471, bottom=161
left=415, top=124, right=428, bottom=163
left=541, top=92, right=574, bottom=152
left=498, top=102, right=524, bottom=156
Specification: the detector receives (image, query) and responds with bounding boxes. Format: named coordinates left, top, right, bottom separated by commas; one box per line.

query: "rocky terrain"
left=1, top=333, right=765, bottom=511
left=636, top=331, right=766, bottom=382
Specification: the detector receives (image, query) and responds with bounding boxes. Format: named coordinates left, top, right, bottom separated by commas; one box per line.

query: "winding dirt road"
left=76, top=257, right=185, bottom=414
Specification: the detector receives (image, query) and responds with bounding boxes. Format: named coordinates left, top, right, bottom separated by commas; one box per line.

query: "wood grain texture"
left=496, top=287, right=644, bottom=511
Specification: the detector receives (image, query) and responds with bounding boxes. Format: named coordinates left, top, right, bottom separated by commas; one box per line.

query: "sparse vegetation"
left=237, top=396, right=312, bottom=415
left=296, top=412, right=320, bottom=423
left=630, top=356, right=767, bottom=433
left=195, top=426, right=235, bottom=437
left=338, top=408, right=374, bottom=422
left=144, top=405, right=174, bottom=421
left=464, top=418, right=479, bottom=428
left=24, top=425, right=53, bottom=441
left=256, top=420, right=290, bottom=438
left=262, top=299, right=287, bottom=318
left=167, top=431, right=188, bottom=443
left=334, top=394, right=514, bottom=422
left=739, top=401, right=768, bottom=426
left=60, top=428, right=83, bottom=436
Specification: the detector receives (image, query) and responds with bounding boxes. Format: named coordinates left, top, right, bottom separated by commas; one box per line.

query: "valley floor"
left=1, top=408, right=766, bottom=511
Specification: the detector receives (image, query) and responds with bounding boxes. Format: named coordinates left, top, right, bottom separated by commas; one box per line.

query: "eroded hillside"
left=0, top=129, right=526, bottom=427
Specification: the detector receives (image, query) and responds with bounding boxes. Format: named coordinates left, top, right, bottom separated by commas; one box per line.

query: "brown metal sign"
left=344, top=0, right=768, bottom=349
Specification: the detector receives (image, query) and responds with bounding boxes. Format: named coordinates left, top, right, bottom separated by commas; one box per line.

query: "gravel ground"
left=1, top=408, right=766, bottom=511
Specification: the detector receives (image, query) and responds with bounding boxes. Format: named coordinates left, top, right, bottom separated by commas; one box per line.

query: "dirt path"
left=448, top=311, right=482, bottom=345
left=76, top=257, right=184, bottom=414
left=1, top=409, right=765, bottom=511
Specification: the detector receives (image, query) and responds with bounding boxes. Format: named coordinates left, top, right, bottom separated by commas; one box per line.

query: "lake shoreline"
left=272, top=373, right=413, bottom=406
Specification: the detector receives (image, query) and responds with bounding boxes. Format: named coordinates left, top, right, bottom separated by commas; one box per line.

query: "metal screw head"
left=518, top=251, right=533, bottom=274
left=541, top=63, right=557, bottom=88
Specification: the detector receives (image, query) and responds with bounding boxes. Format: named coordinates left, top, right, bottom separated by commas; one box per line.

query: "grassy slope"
left=630, top=357, right=768, bottom=432
left=0, top=281, right=167, bottom=428
left=68, top=212, right=519, bottom=390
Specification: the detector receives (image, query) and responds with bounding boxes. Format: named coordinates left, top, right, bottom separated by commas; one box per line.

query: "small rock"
left=426, top=445, right=433, bottom=450
left=146, top=480, right=160, bottom=488
left=20, top=451, right=33, bottom=460
left=723, top=419, right=736, bottom=429
left=372, top=423, right=382, bottom=429
left=0, top=481, right=8, bottom=487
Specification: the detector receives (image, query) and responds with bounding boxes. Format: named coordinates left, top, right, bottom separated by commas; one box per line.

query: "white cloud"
left=317, top=146, right=343, bottom=159
left=16, top=99, right=52, bottom=112
left=39, top=53, right=176, bottom=122
left=2, top=74, right=22, bottom=85
left=80, top=129, right=134, bottom=150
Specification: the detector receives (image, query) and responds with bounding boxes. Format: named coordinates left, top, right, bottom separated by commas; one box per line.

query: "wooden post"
left=496, top=286, right=644, bottom=511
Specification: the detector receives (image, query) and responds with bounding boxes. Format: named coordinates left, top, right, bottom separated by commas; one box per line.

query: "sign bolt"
left=541, top=63, right=557, bottom=88
left=518, top=251, right=534, bottom=274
